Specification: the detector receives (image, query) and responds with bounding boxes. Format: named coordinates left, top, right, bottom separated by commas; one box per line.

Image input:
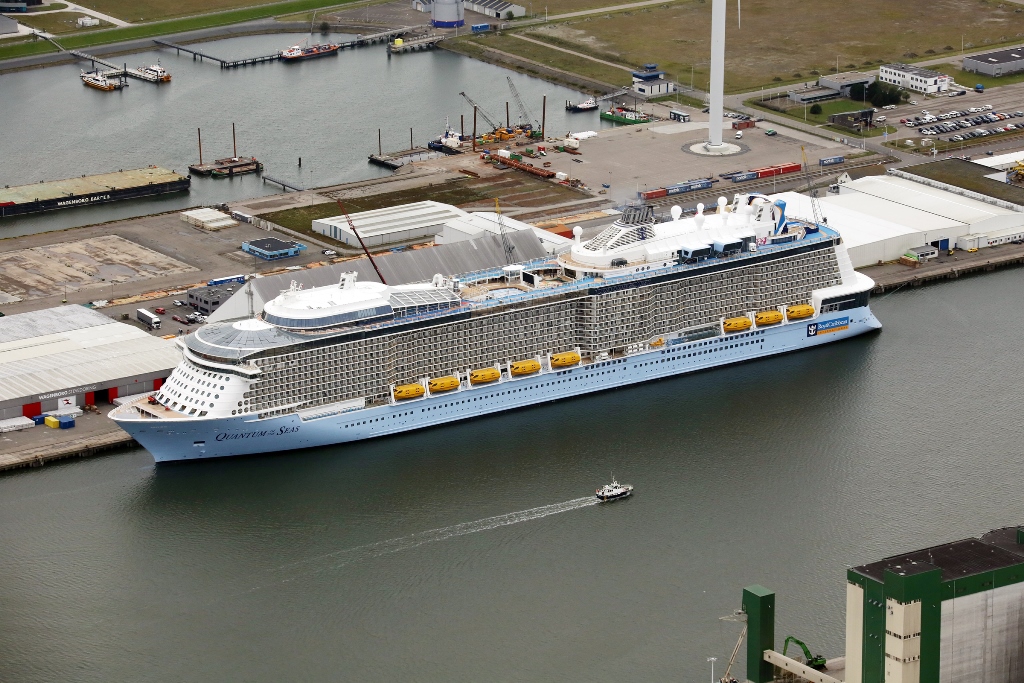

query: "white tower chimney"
left=707, top=0, right=727, bottom=149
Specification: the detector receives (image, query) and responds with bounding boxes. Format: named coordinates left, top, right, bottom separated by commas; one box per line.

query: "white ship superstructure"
left=111, top=193, right=881, bottom=462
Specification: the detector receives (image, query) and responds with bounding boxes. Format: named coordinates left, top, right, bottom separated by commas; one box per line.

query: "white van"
left=735, top=131, right=743, bottom=139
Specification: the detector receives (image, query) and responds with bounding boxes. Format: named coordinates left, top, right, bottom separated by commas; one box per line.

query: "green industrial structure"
left=845, top=526, right=1024, bottom=683
left=740, top=526, right=1024, bottom=683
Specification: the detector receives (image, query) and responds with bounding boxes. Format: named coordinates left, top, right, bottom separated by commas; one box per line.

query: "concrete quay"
left=863, top=242, right=1024, bottom=293
left=0, top=412, right=134, bottom=473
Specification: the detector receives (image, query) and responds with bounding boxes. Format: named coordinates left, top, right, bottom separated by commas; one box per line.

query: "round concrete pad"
left=688, top=141, right=743, bottom=156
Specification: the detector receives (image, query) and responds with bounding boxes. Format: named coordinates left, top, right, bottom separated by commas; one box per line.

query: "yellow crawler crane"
left=786, top=304, right=815, bottom=320
left=550, top=351, right=581, bottom=367
left=510, top=359, right=541, bottom=376
left=428, top=376, right=460, bottom=393
left=393, top=383, right=425, bottom=400
left=723, top=316, right=752, bottom=333
left=755, top=310, right=783, bottom=326
left=470, top=367, right=500, bottom=385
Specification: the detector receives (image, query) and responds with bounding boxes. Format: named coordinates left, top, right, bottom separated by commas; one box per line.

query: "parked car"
left=876, top=116, right=886, bottom=122
left=910, top=100, right=919, bottom=105
left=322, top=249, right=337, bottom=256
left=173, top=300, right=186, bottom=307
left=172, top=315, right=186, bottom=323
left=154, top=307, right=166, bottom=314
left=764, top=129, right=777, bottom=136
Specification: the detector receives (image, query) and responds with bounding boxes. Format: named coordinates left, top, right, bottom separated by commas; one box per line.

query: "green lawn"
left=25, top=2, right=69, bottom=11
left=930, top=62, right=1024, bottom=90
left=0, top=0, right=363, bottom=62
left=16, top=12, right=113, bottom=34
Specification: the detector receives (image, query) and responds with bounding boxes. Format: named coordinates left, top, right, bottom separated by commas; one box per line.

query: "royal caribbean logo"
left=807, top=317, right=849, bottom=337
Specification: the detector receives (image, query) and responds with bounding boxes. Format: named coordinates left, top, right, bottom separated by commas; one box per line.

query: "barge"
left=0, top=167, right=190, bottom=218
left=188, top=157, right=263, bottom=177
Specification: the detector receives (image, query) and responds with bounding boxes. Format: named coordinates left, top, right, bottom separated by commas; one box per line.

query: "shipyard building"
left=0, top=306, right=181, bottom=419
left=775, top=161, right=1024, bottom=267
left=963, top=46, right=1024, bottom=77
left=738, top=526, right=1024, bottom=683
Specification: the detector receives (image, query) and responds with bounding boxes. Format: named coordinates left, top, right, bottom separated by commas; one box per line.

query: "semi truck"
left=137, top=308, right=161, bottom=330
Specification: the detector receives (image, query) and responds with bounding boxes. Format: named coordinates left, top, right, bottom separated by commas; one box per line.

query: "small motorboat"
left=596, top=478, right=633, bottom=501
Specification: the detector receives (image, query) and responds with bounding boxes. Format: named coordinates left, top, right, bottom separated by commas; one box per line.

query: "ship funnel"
left=670, top=205, right=682, bottom=221
left=773, top=199, right=787, bottom=233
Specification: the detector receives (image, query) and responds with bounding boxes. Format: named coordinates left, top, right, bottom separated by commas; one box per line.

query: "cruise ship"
left=111, top=194, right=881, bottom=462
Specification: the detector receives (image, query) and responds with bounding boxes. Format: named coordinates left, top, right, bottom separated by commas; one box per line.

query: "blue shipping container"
left=31, top=414, right=48, bottom=425
left=819, top=156, right=845, bottom=167
left=471, top=23, right=490, bottom=32
left=58, top=416, right=75, bottom=429
left=731, top=172, right=759, bottom=182
left=688, top=180, right=713, bottom=190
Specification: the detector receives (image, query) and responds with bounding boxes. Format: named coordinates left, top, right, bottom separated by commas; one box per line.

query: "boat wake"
left=279, top=496, right=600, bottom=576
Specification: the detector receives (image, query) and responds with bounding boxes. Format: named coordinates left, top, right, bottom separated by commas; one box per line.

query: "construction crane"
left=493, top=199, right=517, bottom=264
left=800, top=145, right=825, bottom=228
left=782, top=636, right=828, bottom=671
left=506, top=76, right=539, bottom=131
left=335, top=199, right=387, bottom=285
left=718, top=607, right=747, bottom=683
left=459, top=91, right=501, bottom=131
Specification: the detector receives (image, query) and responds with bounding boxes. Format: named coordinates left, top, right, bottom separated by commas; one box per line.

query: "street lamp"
left=708, top=656, right=718, bottom=683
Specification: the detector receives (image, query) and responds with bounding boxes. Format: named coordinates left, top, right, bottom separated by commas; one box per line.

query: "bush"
left=809, top=103, right=823, bottom=115
left=772, top=76, right=782, bottom=82
left=505, top=10, right=514, bottom=18
left=793, top=72, right=802, bottom=78
left=319, top=20, right=330, bottom=33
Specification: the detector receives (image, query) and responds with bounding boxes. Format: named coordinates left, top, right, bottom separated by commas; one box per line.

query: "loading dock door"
left=930, top=238, right=950, bottom=251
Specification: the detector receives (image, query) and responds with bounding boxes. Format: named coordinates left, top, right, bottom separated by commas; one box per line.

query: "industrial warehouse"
left=0, top=306, right=180, bottom=423
left=734, top=525, right=1024, bottom=683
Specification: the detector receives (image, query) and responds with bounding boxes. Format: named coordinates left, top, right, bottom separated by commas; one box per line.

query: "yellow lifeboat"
left=550, top=351, right=581, bottom=367
left=650, top=338, right=665, bottom=347
left=786, top=304, right=815, bottom=320
left=755, top=310, right=784, bottom=326
left=428, top=376, right=460, bottom=393
left=470, top=367, right=500, bottom=385
left=723, top=316, right=753, bottom=333
left=393, top=383, right=425, bottom=400
left=510, top=359, right=541, bottom=376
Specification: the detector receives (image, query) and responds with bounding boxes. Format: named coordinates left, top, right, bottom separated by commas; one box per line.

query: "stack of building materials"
left=180, top=208, right=238, bottom=231
left=0, top=416, right=34, bottom=432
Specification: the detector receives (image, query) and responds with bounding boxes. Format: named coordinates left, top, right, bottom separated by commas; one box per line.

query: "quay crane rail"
left=459, top=91, right=501, bottom=131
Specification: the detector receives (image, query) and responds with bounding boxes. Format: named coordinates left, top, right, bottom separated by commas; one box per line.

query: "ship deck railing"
left=260, top=228, right=838, bottom=340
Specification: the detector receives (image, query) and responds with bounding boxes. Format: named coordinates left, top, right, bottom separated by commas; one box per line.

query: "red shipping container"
left=756, top=168, right=781, bottom=178
left=642, top=188, right=668, bottom=199
left=773, top=162, right=802, bottom=174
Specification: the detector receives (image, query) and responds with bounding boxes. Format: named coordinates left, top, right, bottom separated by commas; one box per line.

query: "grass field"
left=73, top=0, right=342, bottom=23
left=16, top=12, right=112, bottom=34
left=510, top=0, right=1024, bottom=92
left=0, top=0, right=362, bottom=62
left=25, top=2, right=68, bottom=11
left=450, top=33, right=632, bottom=87
left=930, top=62, right=1024, bottom=90
left=262, top=175, right=585, bottom=233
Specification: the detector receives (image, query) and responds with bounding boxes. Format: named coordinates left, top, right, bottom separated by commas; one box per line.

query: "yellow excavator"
left=1010, top=160, right=1024, bottom=183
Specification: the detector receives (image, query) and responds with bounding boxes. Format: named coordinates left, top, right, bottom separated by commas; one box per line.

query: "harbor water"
left=3, top=270, right=1024, bottom=682
left=0, top=32, right=604, bottom=238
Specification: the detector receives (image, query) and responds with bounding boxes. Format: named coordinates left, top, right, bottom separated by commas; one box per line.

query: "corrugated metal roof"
left=0, top=305, right=113, bottom=344
left=210, top=230, right=547, bottom=323
left=314, top=201, right=465, bottom=237
left=0, top=317, right=181, bottom=404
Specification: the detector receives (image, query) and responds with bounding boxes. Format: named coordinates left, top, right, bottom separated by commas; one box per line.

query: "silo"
left=431, top=0, right=464, bottom=28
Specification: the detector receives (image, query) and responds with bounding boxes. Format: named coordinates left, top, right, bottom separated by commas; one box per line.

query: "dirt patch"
left=0, top=235, right=197, bottom=302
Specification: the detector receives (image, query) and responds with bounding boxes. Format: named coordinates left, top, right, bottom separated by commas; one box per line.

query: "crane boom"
left=506, top=76, right=536, bottom=127
left=800, top=146, right=825, bottom=227
left=720, top=625, right=746, bottom=683
left=459, top=91, right=500, bottom=131
left=336, top=200, right=387, bottom=284
left=493, top=199, right=517, bottom=264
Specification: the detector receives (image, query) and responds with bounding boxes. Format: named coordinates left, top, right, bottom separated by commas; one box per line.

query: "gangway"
left=154, top=39, right=279, bottom=68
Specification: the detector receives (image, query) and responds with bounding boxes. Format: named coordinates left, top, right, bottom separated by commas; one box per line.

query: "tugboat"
left=139, top=63, right=171, bottom=82
left=566, top=97, right=598, bottom=112
left=80, top=71, right=117, bottom=91
left=596, top=478, right=633, bottom=501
